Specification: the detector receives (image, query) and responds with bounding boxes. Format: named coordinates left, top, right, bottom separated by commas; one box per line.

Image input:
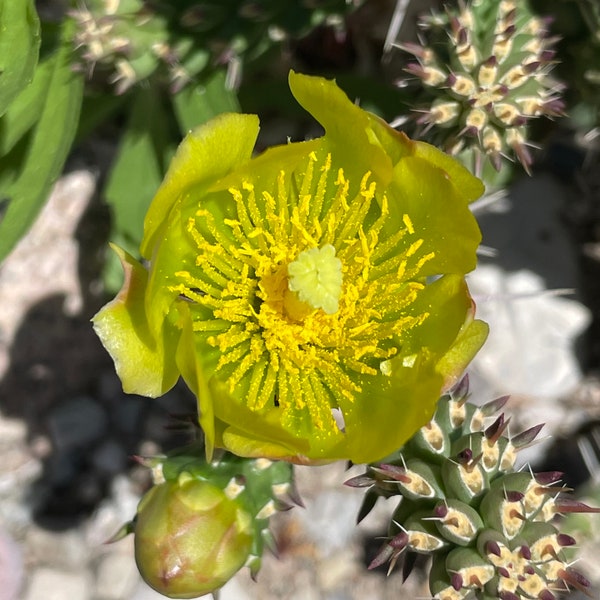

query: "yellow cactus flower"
left=93, top=71, right=488, bottom=464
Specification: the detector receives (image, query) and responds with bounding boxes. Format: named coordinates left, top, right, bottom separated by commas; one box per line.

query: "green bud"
left=134, top=473, right=253, bottom=599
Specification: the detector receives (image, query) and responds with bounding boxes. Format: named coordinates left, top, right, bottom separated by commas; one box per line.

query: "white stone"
left=219, top=575, right=253, bottom=600
left=48, top=396, right=108, bottom=450
left=26, top=527, right=90, bottom=571
left=95, top=550, right=140, bottom=600
left=23, top=568, right=91, bottom=600
left=468, top=264, right=590, bottom=401
left=297, top=490, right=362, bottom=557
left=130, top=580, right=170, bottom=600
left=0, top=528, right=23, bottom=600
left=0, top=171, right=95, bottom=380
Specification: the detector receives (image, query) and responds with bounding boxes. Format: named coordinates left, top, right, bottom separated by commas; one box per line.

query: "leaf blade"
left=0, top=0, right=41, bottom=117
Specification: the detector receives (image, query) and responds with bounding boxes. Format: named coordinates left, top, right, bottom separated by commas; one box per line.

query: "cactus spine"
left=396, top=0, right=564, bottom=175
left=347, top=377, right=598, bottom=600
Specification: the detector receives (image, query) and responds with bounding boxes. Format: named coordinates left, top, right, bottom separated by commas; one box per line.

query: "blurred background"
left=1, top=0, right=600, bottom=598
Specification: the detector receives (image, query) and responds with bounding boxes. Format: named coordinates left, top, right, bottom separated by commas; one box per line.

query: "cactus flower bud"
left=134, top=474, right=253, bottom=598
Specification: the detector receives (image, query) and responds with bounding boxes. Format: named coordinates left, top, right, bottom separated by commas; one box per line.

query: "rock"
left=297, top=490, right=362, bottom=557
left=48, top=396, right=108, bottom=450
left=468, top=265, right=590, bottom=401
left=130, top=580, right=170, bottom=600
left=84, top=475, right=141, bottom=548
left=92, top=439, right=128, bottom=477
left=0, top=528, right=23, bottom=600
left=25, top=526, right=90, bottom=571
left=94, top=549, right=140, bottom=600
left=23, top=568, right=91, bottom=600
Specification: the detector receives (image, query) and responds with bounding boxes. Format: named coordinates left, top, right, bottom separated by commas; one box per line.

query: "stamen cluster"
left=347, top=377, right=598, bottom=600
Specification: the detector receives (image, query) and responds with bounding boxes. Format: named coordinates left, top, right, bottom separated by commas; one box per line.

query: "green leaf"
left=0, top=0, right=41, bottom=117
left=172, top=70, right=240, bottom=136
left=0, top=56, right=53, bottom=156
left=104, top=88, right=174, bottom=247
left=75, top=92, right=127, bottom=143
left=0, top=20, right=84, bottom=263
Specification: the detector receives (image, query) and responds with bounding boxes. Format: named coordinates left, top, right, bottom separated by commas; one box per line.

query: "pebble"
left=91, top=439, right=129, bottom=477
left=94, top=550, right=140, bottom=600
left=48, top=396, right=108, bottom=451
left=26, top=527, right=90, bottom=571
left=24, top=568, right=92, bottom=600
left=0, top=528, right=23, bottom=600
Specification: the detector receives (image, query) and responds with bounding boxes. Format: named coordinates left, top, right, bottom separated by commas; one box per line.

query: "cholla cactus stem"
left=350, top=376, right=599, bottom=600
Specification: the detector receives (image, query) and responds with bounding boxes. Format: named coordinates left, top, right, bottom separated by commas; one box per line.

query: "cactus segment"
left=350, top=377, right=596, bottom=600
left=395, top=0, right=564, bottom=174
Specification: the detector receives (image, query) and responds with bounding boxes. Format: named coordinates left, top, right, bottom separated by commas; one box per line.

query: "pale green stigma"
left=287, top=244, right=343, bottom=314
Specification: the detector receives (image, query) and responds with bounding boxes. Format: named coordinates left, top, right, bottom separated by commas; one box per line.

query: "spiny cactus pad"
left=396, top=0, right=564, bottom=174
left=346, top=377, right=598, bottom=600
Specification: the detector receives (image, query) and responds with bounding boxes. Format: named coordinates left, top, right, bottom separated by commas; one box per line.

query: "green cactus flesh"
left=397, top=0, right=564, bottom=174
left=347, top=376, right=598, bottom=600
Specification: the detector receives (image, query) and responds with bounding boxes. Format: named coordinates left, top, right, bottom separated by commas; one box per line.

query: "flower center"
left=287, top=244, right=343, bottom=316
left=171, top=151, right=435, bottom=439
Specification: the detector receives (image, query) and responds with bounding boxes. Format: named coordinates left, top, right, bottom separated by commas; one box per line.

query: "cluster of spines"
left=395, top=0, right=564, bottom=174
left=69, top=0, right=358, bottom=94
left=346, top=376, right=598, bottom=600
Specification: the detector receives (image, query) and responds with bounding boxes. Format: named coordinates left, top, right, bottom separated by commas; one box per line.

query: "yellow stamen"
left=174, top=152, right=435, bottom=439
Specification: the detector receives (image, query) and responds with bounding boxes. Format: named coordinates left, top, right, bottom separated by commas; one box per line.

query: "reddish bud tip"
left=557, top=533, right=576, bottom=547
left=376, top=464, right=412, bottom=484
left=481, top=395, right=510, bottom=416
left=498, top=566, right=511, bottom=578
left=554, top=498, right=600, bottom=514
left=368, top=543, right=394, bottom=570
left=511, top=423, right=544, bottom=449
left=344, top=475, right=375, bottom=488
left=534, top=471, right=563, bottom=485
left=540, top=50, right=556, bottom=62
left=500, top=591, right=520, bottom=600
left=524, top=61, right=541, bottom=74
left=539, top=589, right=556, bottom=600
left=520, top=545, right=532, bottom=560
left=558, top=568, right=592, bottom=595
left=451, top=572, right=464, bottom=591
left=456, top=448, right=473, bottom=464
left=505, top=490, right=525, bottom=503
left=390, top=531, right=409, bottom=550
left=485, top=413, right=511, bottom=444
left=451, top=374, right=470, bottom=399
left=486, top=540, right=502, bottom=557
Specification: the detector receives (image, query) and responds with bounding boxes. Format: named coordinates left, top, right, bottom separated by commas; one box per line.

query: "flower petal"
left=288, top=70, right=394, bottom=189
left=141, top=113, right=259, bottom=259
left=388, top=157, right=482, bottom=275
left=92, top=245, right=180, bottom=397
